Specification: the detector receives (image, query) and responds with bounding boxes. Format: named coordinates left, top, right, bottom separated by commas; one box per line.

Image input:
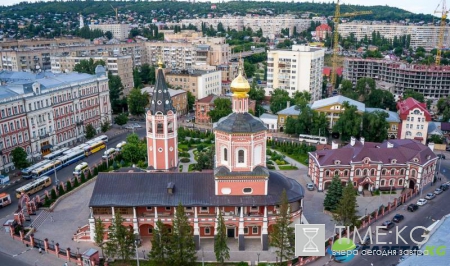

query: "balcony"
left=76, top=121, right=84, bottom=126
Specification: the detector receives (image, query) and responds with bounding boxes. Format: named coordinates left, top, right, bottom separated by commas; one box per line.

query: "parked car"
left=437, top=154, right=446, bottom=160
left=381, top=220, right=395, bottom=230
left=132, top=123, right=142, bottom=128
left=434, top=188, right=443, bottom=195
left=407, top=204, right=419, bottom=212
left=306, top=183, right=315, bottom=191
left=360, top=236, right=371, bottom=245
left=392, top=214, right=404, bottom=223
left=417, top=199, right=428, bottom=206
left=440, top=184, right=449, bottom=191
left=425, top=193, right=436, bottom=200
left=124, top=125, right=134, bottom=130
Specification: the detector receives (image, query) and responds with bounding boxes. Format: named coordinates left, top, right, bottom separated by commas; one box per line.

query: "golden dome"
left=230, top=64, right=250, bottom=98
left=157, top=57, right=163, bottom=69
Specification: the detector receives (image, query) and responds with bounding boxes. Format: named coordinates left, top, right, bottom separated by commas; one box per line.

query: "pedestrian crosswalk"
left=30, top=210, right=51, bottom=230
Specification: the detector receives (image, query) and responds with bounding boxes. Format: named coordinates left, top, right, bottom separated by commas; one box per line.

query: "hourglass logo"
left=295, top=224, right=325, bottom=256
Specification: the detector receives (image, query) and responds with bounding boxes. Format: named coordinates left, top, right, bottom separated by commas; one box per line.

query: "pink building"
left=315, top=24, right=332, bottom=40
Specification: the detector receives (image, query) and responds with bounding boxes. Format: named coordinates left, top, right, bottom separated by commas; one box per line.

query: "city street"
left=0, top=125, right=146, bottom=219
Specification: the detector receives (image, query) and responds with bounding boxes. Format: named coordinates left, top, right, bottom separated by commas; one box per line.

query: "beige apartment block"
left=338, top=22, right=450, bottom=50
left=165, top=69, right=222, bottom=99
left=343, top=58, right=450, bottom=100
left=89, top=23, right=131, bottom=40
left=50, top=55, right=134, bottom=94
left=163, top=30, right=203, bottom=42
left=267, top=45, right=325, bottom=101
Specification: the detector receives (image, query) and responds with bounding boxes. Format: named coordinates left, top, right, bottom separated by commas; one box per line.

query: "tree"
left=104, top=212, right=136, bottom=262
left=208, top=98, right=232, bottom=122
left=323, top=175, right=344, bottom=211
left=94, top=217, right=105, bottom=247
left=355, top=77, right=376, bottom=101
left=127, top=88, right=149, bottom=116
left=133, top=68, right=143, bottom=89
left=284, top=116, right=298, bottom=135
left=149, top=219, right=171, bottom=266
left=429, top=134, right=444, bottom=144
left=362, top=111, right=389, bottom=142
left=105, top=31, right=113, bottom=40
left=340, top=79, right=359, bottom=100
left=114, top=113, right=128, bottom=126
left=270, top=190, right=295, bottom=264
left=85, top=124, right=96, bottom=140
left=169, top=203, right=197, bottom=266
left=108, top=72, right=125, bottom=113
left=332, top=102, right=362, bottom=141
left=437, top=96, right=450, bottom=114
left=121, top=133, right=147, bottom=164
left=243, top=61, right=256, bottom=78
left=293, top=91, right=311, bottom=107
left=333, top=181, right=358, bottom=226
left=403, top=89, right=425, bottom=103
left=270, top=89, right=293, bottom=114
left=364, top=89, right=396, bottom=111
left=73, top=58, right=105, bottom=74
left=214, top=212, right=230, bottom=264
left=11, top=147, right=29, bottom=169
left=248, top=84, right=265, bottom=103
left=187, top=91, right=195, bottom=111
left=101, top=121, right=110, bottom=133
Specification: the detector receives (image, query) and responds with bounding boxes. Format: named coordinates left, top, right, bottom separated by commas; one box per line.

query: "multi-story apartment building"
left=0, top=40, right=144, bottom=72
left=163, top=31, right=203, bottom=42
left=178, top=15, right=327, bottom=38
left=144, top=37, right=230, bottom=69
left=308, top=138, right=437, bottom=192
left=51, top=55, right=134, bottom=94
left=165, top=69, right=222, bottom=99
left=397, top=97, right=431, bottom=145
left=338, top=22, right=450, bottom=50
left=89, top=24, right=130, bottom=40
left=267, top=45, right=324, bottom=101
left=343, top=58, right=450, bottom=100
left=141, top=86, right=188, bottom=117
left=0, top=67, right=111, bottom=173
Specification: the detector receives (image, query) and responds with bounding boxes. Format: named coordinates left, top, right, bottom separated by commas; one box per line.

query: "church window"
left=168, top=121, right=173, bottom=133
left=243, top=187, right=252, bottom=194
left=224, top=148, right=228, bottom=161
left=157, top=123, right=163, bottom=133
left=205, top=227, right=211, bottom=235
left=238, top=150, right=245, bottom=163
left=252, top=226, right=258, bottom=234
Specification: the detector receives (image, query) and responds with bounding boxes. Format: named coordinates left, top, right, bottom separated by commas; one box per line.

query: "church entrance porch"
left=227, top=227, right=235, bottom=238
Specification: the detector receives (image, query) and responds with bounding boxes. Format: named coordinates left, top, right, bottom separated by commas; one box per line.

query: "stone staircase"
left=30, top=210, right=50, bottom=230
left=362, top=190, right=372, bottom=197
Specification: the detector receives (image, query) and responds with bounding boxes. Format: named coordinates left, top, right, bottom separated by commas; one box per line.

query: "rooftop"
left=277, top=105, right=301, bottom=116
left=142, top=86, right=186, bottom=97
left=365, top=108, right=400, bottom=123
left=215, top=112, right=267, bottom=134
left=311, top=95, right=365, bottom=113
left=166, top=69, right=218, bottom=77
left=397, top=97, right=431, bottom=121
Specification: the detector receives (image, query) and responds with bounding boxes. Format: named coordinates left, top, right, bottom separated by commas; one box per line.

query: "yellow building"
left=276, top=103, right=300, bottom=132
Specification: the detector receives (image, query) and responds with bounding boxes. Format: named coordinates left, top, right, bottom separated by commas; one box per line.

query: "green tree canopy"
left=208, top=98, right=232, bottom=122
left=293, top=91, right=311, bottom=107
left=121, top=133, right=147, bottom=164
left=340, top=79, right=359, bottom=100
left=108, top=72, right=126, bottom=113
left=187, top=91, right=195, bottom=111
left=114, top=113, right=128, bottom=126
left=104, top=212, right=136, bottom=261
left=214, top=212, right=230, bottom=264
left=332, top=102, right=362, bottom=141
left=364, top=88, right=397, bottom=111
left=73, top=58, right=105, bottom=75
left=149, top=219, right=171, bottom=266
left=333, top=181, right=358, bottom=226
left=133, top=68, right=143, bottom=89
left=11, top=147, right=29, bottom=169
left=270, top=190, right=295, bottom=263
left=323, top=175, right=344, bottom=211
left=270, top=89, right=293, bottom=114
left=85, top=124, right=96, bottom=140
left=248, top=84, right=265, bottom=103
left=362, top=111, right=389, bottom=142
left=355, top=77, right=376, bottom=101
left=169, top=203, right=197, bottom=265
left=403, top=89, right=425, bottom=103
left=127, top=88, right=149, bottom=116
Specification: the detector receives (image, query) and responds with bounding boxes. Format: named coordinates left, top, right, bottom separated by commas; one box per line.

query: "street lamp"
left=105, top=143, right=109, bottom=170
left=53, top=164, right=58, bottom=186
left=388, top=185, right=393, bottom=203
left=134, top=235, right=141, bottom=266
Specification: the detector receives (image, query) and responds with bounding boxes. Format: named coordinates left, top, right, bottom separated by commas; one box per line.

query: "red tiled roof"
left=323, top=67, right=343, bottom=76
left=316, top=24, right=331, bottom=31
left=396, top=97, right=431, bottom=121
left=310, top=139, right=436, bottom=166
left=196, top=95, right=217, bottom=104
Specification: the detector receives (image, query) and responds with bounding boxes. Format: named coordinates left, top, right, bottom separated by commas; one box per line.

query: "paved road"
left=0, top=251, right=29, bottom=266
left=0, top=126, right=146, bottom=219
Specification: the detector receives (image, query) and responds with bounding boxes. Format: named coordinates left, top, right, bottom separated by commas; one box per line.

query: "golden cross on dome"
left=157, top=54, right=163, bottom=69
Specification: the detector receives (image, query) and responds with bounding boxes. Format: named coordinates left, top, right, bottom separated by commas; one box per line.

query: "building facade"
left=397, top=97, right=431, bottom=145
left=267, top=45, right=324, bottom=101
left=315, top=24, right=332, bottom=40
left=343, top=58, right=450, bottom=101
left=338, top=22, right=450, bottom=50
left=88, top=63, right=304, bottom=251
left=88, top=24, right=130, bottom=40
left=0, top=67, right=111, bottom=172
left=165, top=69, right=222, bottom=99
left=308, top=138, right=437, bottom=192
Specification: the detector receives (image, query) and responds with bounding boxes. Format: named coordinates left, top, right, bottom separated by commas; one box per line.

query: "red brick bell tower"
left=146, top=60, right=178, bottom=170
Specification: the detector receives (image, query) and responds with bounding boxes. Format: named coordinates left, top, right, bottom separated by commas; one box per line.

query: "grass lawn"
left=278, top=165, right=298, bottom=170
left=272, top=148, right=309, bottom=166
left=188, top=164, right=196, bottom=172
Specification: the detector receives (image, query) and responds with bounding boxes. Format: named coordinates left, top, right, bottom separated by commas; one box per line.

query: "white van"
left=73, top=162, right=89, bottom=176
left=102, top=148, right=117, bottom=160
left=115, top=141, right=126, bottom=152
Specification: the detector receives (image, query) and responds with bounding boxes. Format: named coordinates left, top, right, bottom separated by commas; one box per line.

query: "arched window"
left=224, top=148, right=228, bottom=162
left=380, top=179, right=386, bottom=186
left=325, top=170, right=330, bottom=177
left=390, top=169, right=395, bottom=175
left=334, top=170, right=339, bottom=177
left=400, top=169, right=405, bottom=175
left=363, top=169, right=368, bottom=176
left=398, top=179, right=404, bottom=186
left=157, top=123, right=163, bottom=133
left=344, top=170, right=349, bottom=176
left=416, top=132, right=422, bottom=137
left=389, top=179, right=395, bottom=186
left=382, top=169, right=387, bottom=175
left=238, top=150, right=245, bottom=163
left=411, top=169, right=417, bottom=178
left=370, top=169, right=376, bottom=176
left=356, top=169, right=361, bottom=176
left=406, top=131, right=412, bottom=137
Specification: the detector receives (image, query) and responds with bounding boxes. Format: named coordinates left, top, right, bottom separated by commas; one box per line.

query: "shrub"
left=66, top=180, right=72, bottom=192
left=80, top=172, right=86, bottom=183
left=180, top=158, right=190, bottom=163
left=74, top=177, right=79, bottom=187
left=44, top=194, right=51, bottom=206
left=93, top=167, right=99, bottom=176
left=113, top=161, right=119, bottom=170
left=58, top=185, right=65, bottom=196
left=87, top=170, right=93, bottom=179
left=51, top=188, right=57, bottom=200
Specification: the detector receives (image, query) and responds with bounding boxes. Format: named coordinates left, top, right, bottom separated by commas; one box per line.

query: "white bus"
left=73, top=162, right=89, bottom=176
left=31, top=160, right=63, bottom=179
left=15, top=176, right=52, bottom=198
left=43, top=148, right=69, bottom=160
left=299, top=134, right=327, bottom=145
left=115, top=141, right=126, bottom=152
left=58, top=149, right=86, bottom=167
left=93, top=135, right=109, bottom=143
left=102, top=148, right=117, bottom=160
left=21, top=159, right=51, bottom=179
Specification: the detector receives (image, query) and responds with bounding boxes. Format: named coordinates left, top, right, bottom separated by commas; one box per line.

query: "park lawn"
left=273, top=148, right=309, bottom=166
left=278, top=165, right=298, bottom=170
left=188, top=164, right=196, bottom=172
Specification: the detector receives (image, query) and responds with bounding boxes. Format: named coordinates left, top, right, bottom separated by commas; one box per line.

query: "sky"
left=0, top=0, right=440, bottom=16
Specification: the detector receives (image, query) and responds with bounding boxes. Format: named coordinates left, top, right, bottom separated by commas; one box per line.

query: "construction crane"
left=110, top=4, right=118, bottom=22
left=331, top=0, right=372, bottom=88
left=435, top=0, right=448, bottom=65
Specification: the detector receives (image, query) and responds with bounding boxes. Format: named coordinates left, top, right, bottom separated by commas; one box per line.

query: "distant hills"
left=0, top=1, right=436, bottom=23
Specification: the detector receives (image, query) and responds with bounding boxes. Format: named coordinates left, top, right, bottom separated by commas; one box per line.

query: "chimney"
left=332, top=141, right=339, bottom=150
left=350, top=136, right=356, bottom=146
left=167, top=182, right=175, bottom=194
left=287, top=102, right=290, bottom=108
left=428, top=142, right=435, bottom=152
left=387, top=142, right=394, bottom=148
left=360, top=137, right=365, bottom=145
